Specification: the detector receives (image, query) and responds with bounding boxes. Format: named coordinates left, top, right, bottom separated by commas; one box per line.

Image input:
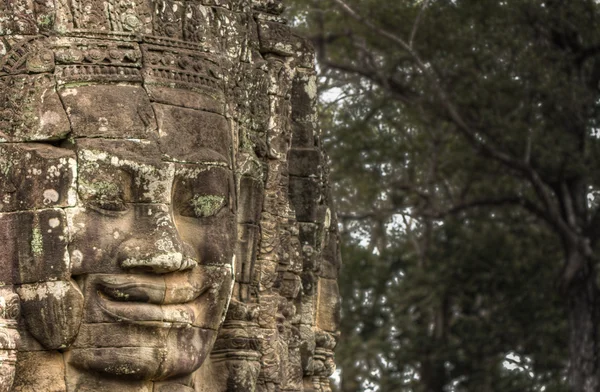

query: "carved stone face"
left=6, top=83, right=236, bottom=384
left=63, top=86, right=234, bottom=381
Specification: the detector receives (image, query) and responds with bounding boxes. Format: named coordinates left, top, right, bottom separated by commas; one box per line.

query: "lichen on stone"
left=31, top=226, right=43, bottom=255
left=190, top=194, right=225, bottom=217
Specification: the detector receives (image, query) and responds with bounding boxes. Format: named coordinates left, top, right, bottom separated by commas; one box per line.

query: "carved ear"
left=16, top=279, right=83, bottom=350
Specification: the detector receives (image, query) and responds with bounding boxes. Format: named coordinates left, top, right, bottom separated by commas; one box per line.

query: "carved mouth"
left=100, top=281, right=165, bottom=303
left=94, top=274, right=212, bottom=325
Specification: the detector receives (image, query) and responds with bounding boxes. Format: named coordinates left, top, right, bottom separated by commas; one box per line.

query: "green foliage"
left=282, top=0, right=600, bottom=390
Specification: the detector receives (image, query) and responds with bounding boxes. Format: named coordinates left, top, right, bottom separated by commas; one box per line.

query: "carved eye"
left=91, top=198, right=127, bottom=212
left=87, top=181, right=128, bottom=212
left=181, top=194, right=226, bottom=218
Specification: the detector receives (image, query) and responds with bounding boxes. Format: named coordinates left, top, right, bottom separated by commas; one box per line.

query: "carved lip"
left=97, top=273, right=207, bottom=304
left=100, top=281, right=166, bottom=303
left=94, top=274, right=212, bottom=325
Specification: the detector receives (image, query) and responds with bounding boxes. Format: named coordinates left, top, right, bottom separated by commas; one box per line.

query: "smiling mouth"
left=94, top=273, right=212, bottom=325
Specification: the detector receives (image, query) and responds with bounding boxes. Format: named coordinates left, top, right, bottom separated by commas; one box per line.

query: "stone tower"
left=0, top=0, right=340, bottom=391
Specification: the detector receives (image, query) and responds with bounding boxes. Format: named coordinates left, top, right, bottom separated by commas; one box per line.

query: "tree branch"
left=328, top=0, right=590, bottom=282
left=409, top=0, right=430, bottom=49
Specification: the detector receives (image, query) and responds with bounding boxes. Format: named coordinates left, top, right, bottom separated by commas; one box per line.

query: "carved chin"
left=67, top=324, right=217, bottom=380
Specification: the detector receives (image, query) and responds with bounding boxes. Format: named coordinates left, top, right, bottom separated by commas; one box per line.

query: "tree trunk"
left=421, top=360, right=446, bottom=392
left=567, top=250, right=599, bottom=392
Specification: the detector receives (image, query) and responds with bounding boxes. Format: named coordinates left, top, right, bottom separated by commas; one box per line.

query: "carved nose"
left=118, top=238, right=198, bottom=273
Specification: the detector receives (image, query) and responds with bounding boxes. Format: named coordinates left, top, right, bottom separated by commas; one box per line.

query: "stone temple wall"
left=0, top=1, right=340, bottom=391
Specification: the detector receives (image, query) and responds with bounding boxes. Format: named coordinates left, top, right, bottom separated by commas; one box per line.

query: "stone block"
left=59, top=85, right=157, bottom=139
left=279, top=271, right=301, bottom=299
left=153, top=104, right=232, bottom=165
left=144, top=86, right=225, bottom=114
left=315, top=278, right=340, bottom=333
left=289, top=177, right=320, bottom=222
left=152, top=0, right=185, bottom=39
left=73, top=323, right=171, bottom=349
left=0, top=37, right=55, bottom=74
left=65, top=350, right=155, bottom=391
left=320, top=233, right=341, bottom=280
left=266, top=95, right=292, bottom=159
left=291, top=73, right=317, bottom=123
left=288, top=148, right=321, bottom=178
left=0, top=209, right=69, bottom=284
left=214, top=8, right=246, bottom=59
left=17, top=279, right=84, bottom=350
left=75, top=138, right=173, bottom=205
left=0, top=143, right=76, bottom=212
left=257, top=20, right=294, bottom=56
left=0, top=75, right=70, bottom=142
left=300, top=272, right=316, bottom=297
left=236, top=224, right=259, bottom=284
left=291, top=120, right=316, bottom=148
left=12, top=351, right=66, bottom=392
left=0, top=1, right=56, bottom=35
left=297, top=324, right=315, bottom=372
left=252, top=0, right=285, bottom=15
left=238, top=176, right=264, bottom=224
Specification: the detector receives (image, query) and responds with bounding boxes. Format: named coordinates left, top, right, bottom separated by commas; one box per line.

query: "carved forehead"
left=57, top=83, right=231, bottom=165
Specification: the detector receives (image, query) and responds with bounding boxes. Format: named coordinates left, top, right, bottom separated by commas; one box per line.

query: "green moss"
left=0, top=160, right=12, bottom=177
left=31, top=226, right=43, bottom=255
left=38, top=14, right=53, bottom=27
left=190, top=195, right=225, bottom=217
left=80, top=179, right=126, bottom=211
left=94, top=181, right=120, bottom=196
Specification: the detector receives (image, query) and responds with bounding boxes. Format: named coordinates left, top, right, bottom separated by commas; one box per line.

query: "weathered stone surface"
left=289, top=148, right=321, bottom=178
left=0, top=75, right=70, bottom=142
left=59, top=85, right=157, bottom=139
left=154, top=104, right=232, bottom=165
left=258, top=20, right=295, bottom=56
left=289, top=177, right=320, bottom=222
left=12, top=351, right=66, bottom=392
left=321, top=231, right=342, bottom=280
left=0, top=37, right=56, bottom=75
left=0, top=209, right=70, bottom=284
left=238, top=176, right=264, bottom=224
left=291, top=72, right=319, bottom=149
left=0, top=288, right=19, bottom=391
left=1, top=1, right=340, bottom=391
left=75, top=138, right=173, bottom=205
left=316, top=279, right=341, bottom=333
left=0, top=143, right=76, bottom=213
left=17, top=280, right=84, bottom=350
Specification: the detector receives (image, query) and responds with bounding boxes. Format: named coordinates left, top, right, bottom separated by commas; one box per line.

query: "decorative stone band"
left=0, top=33, right=223, bottom=95
left=56, top=65, right=144, bottom=84
left=141, top=40, right=222, bottom=95
left=0, top=37, right=55, bottom=76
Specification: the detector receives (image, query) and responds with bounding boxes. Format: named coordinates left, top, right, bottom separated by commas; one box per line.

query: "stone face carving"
left=0, top=1, right=340, bottom=391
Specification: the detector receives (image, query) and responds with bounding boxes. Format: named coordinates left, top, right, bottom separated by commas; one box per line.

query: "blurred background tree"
left=284, top=0, right=600, bottom=391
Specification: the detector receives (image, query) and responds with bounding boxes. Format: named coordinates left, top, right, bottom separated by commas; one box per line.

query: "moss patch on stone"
left=31, top=226, right=43, bottom=255
left=190, top=195, right=225, bottom=217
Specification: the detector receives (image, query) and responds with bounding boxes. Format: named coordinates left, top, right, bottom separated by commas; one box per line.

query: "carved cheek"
left=174, top=213, right=236, bottom=267
left=172, top=165, right=236, bottom=267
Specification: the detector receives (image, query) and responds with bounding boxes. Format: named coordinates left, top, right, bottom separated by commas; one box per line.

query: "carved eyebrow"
left=160, top=147, right=230, bottom=167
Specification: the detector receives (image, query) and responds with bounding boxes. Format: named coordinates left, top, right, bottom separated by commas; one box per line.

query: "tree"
left=307, top=81, right=568, bottom=391
left=287, top=0, right=600, bottom=391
